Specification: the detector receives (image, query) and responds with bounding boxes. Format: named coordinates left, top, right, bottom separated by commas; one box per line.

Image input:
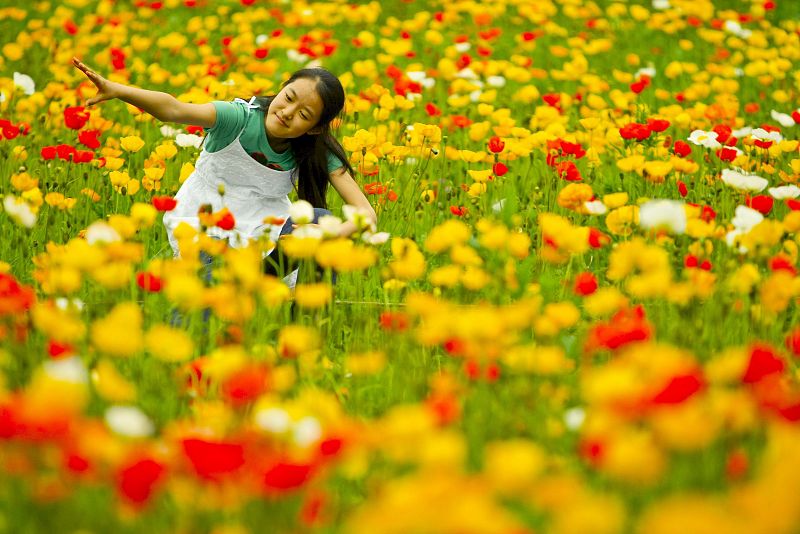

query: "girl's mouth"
left=276, top=114, right=288, bottom=127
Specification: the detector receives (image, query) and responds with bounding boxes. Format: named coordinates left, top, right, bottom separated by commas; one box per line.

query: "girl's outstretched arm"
left=72, top=57, right=216, bottom=128
left=329, top=167, right=378, bottom=236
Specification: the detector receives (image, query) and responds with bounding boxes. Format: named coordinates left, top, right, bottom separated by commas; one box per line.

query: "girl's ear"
left=307, top=125, right=324, bottom=135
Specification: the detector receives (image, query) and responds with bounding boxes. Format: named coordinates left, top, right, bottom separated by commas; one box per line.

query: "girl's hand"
left=72, top=57, right=118, bottom=106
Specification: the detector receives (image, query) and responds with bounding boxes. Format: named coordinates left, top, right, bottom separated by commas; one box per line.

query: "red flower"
left=78, top=129, right=101, bottom=149
left=646, top=118, right=670, bottom=132
left=48, top=340, right=74, bottom=358
left=136, top=272, right=163, bottom=293
left=263, top=462, right=313, bottom=491
left=573, top=272, right=598, bottom=296
left=426, top=392, right=460, bottom=425
left=742, top=343, right=785, bottom=384
left=619, top=122, right=651, bottom=141
left=451, top=115, right=472, bottom=129
left=747, top=195, right=773, bottom=215
left=487, top=136, right=505, bottom=154
left=725, top=450, right=748, bottom=480
left=41, top=146, right=57, bottom=160
left=769, top=254, right=797, bottom=276
left=492, top=162, right=508, bottom=176
left=787, top=199, right=800, bottom=211
left=1, top=122, right=20, bottom=140
left=792, top=110, right=800, bottom=124
left=56, top=144, right=77, bottom=161
left=443, top=337, right=466, bottom=356
left=151, top=196, right=178, bottom=211
left=425, top=102, right=441, bottom=117
left=186, top=125, right=204, bottom=135
left=542, top=93, right=561, bottom=107
left=559, top=139, right=586, bottom=158
left=182, top=439, right=245, bottom=479
left=677, top=180, right=688, bottom=197
left=555, top=160, right=582, bottom=181
left=216, top=211, right=236, bottom=230
left=0, top=273, right=36, bottom=316
left=630, top=77, right=650, bottom=94
left=584, top=305, right=653, bottom=354
left=673, top=140, right=691, bottom=157
left=379, top=311, right=409, bottom=331
left=64, top=106, right=90, bottom=130
left=649, top=371, right=705, bottom=405
left=785, top=327, right=800, bottom=357
left=450, top=205, right=468, bottom=217
left=116, top=457, right=166, bottom=506
left=716, top=147, right=739, bottom=162
left=63, top=19, right=79, bottom=35
left=587, top=227, right=610, bottom=248
left=221, top=364, right=269, bottom=407
left=74, top=150, right=94, bottom=163
left=712, top=124, right=732, bottom=144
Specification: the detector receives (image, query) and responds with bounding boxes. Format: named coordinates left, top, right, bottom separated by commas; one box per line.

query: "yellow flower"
left=603, top=192, right=629, bottom=209
left=120, top=136, right=145, bottom=152
left=617, top=154, right=646, bottom=174
left=388, top=238, right=425, bottom=280
left=294, top=283, right=333, bottom=308
left=145, top=324, right=194, bottom=362
left=130, top=202, right=157, bottom=228
left=91, top=302, right=143, bottom=357
left=429, top=264, right=462, bottom=287
left=605, top=205, right=639, bottom=236
left=345, top=351, right=386, bottom=376
left=483, top=440, right=545, bottom=494
left=11, top=172, right=38, bottom=192
left=461, top=266, right=491, bottom=290
left=91, top=359, right=137, bottom=402
left=32, top=303, right=86, bottom=343
left=277, top=325, right=320, bottom=358
left=557, top=183, right=594, bottom=212
left=179, top=162, right=195, bottom=183
left=154, top=143, right=178, bottom=159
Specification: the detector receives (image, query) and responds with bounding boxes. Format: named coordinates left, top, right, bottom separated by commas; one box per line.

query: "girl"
left=72, top=57, right=376, bottom=280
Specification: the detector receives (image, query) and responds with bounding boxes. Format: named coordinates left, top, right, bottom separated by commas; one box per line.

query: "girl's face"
left=266, top=78, right=325, bottom=139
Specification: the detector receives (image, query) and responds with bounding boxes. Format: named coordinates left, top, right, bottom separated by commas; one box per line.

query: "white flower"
left=55, top=297, right=85, bottom=311
left=724, top=20, right=752, bottom=39
left=255, top=34, right=269, bottom=45
left=771, top=110, right=796, bottom=128
left=105, top=406, right=154, bottom=438
left=486, top=75, right=506, bottom=88
left=454, top=42, right=471, bottom=53
left=687, top=129, right=721, bottom=148
left=175, top=133, right=203, bottom=148
left=13, top=72, right=35, bottom=95
left=160, top=124, right=181, bottom=137
left=2, top=195, right=36, bottom=228
left=292, top=416, right=322, bottom=447
left=85, top=221, right=121, bottom=245
left=769, top=185, right=800, bottom=199
left=721, top=168, right=768, bottom=192
left=44, top=356, right=88, bottom=384
left=406, top=92, right=423, bottom=102
left=652, top=0, right=670, bottom=9
left=287, top=49, right=310, bottom=63
left=639, top=199, right=687, bottom=234
left=469, top=90, right=482, bottom=102
left=732, top=126, right=753, bottom=138
left=317, top=214, right=343, bottom=237
left=406, top=71, right=427, bottom=83
left=731, top=205, right=764, bottom=232
left=293, top=225, right=324, bottom=240
left=255, top=407, right=291, bottom=433
left=491, top=198, right=506, bottom=213
left=564, top=407, right=586, bottom=431
left=751, top=128, right=783, bottom=143
left=421, top=77, right=436, bottom=89
left=361, top=231, right=391, bottom=245
left=583, top=200, right=608, bottom=215
left=635, top=66, right=657, bottom=79
left=343, top=204, right=375, bottom=231
left=455, top=67, right=478, bottom=79
left=289, top=199, right=314, bottom=224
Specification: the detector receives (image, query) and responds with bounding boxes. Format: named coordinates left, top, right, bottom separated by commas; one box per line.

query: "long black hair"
left=254, top=68, right=353, bottom=209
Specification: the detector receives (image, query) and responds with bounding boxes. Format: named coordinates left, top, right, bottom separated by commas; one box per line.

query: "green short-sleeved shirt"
left=205, top=100, right=344, bottom=173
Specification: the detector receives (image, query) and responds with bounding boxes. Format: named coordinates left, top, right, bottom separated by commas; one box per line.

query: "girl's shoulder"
left=204, top=100, right=262, bottom=153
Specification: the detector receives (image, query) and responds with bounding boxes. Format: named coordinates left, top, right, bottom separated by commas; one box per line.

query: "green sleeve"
left=204, top=101, right=247, bottom=153
left=327, top=150, right=346, bottom=172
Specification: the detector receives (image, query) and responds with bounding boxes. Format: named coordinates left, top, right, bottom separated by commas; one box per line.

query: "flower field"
left=2, top=0, right=800, bottom=532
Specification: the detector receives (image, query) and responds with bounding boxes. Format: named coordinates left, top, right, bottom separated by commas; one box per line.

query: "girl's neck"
left=265, top=121, right=290, bottom=154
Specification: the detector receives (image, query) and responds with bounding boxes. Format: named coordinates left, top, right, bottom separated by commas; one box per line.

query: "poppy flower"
left=116, top=457, right=166, bottom=506
left=263, top=462, right=313, bottom=491
left=673, top=140, right=691, bottom=157
left=64, top=106, right=90, bottom=130
left=573, top=272, right=598, bottom=296
left=555, top=160, right=582, bottom=181
left=216, top=210, right=236, bottom=230
left=151, top=196, right=177, bottom=211
left=450, top=206, right=468, bottom=217
left=747, top=195, right=773, bottom=215
left=619, top=123, right=651, bottom=141
left=78, top=129, right=101, bottom=149
left=677, top=180, right=688, bottom=197
left=487, top=136, right=505, bottom=153
left=742, top=343, right=785, bottom=384
left=492, top=162, right=509, bottom=177
left=584, top=305, right=653, bottom=354
left=646, top=118, right=670, bottom=132
left=136, top=272, right=163, bottom=292
left=182, top=439, right=245, bottom=479
left=649, top=371, right=705, bottom=405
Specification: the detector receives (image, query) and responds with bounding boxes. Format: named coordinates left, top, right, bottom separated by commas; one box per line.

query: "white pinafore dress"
left=163, top=99, right=294, bottom=257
